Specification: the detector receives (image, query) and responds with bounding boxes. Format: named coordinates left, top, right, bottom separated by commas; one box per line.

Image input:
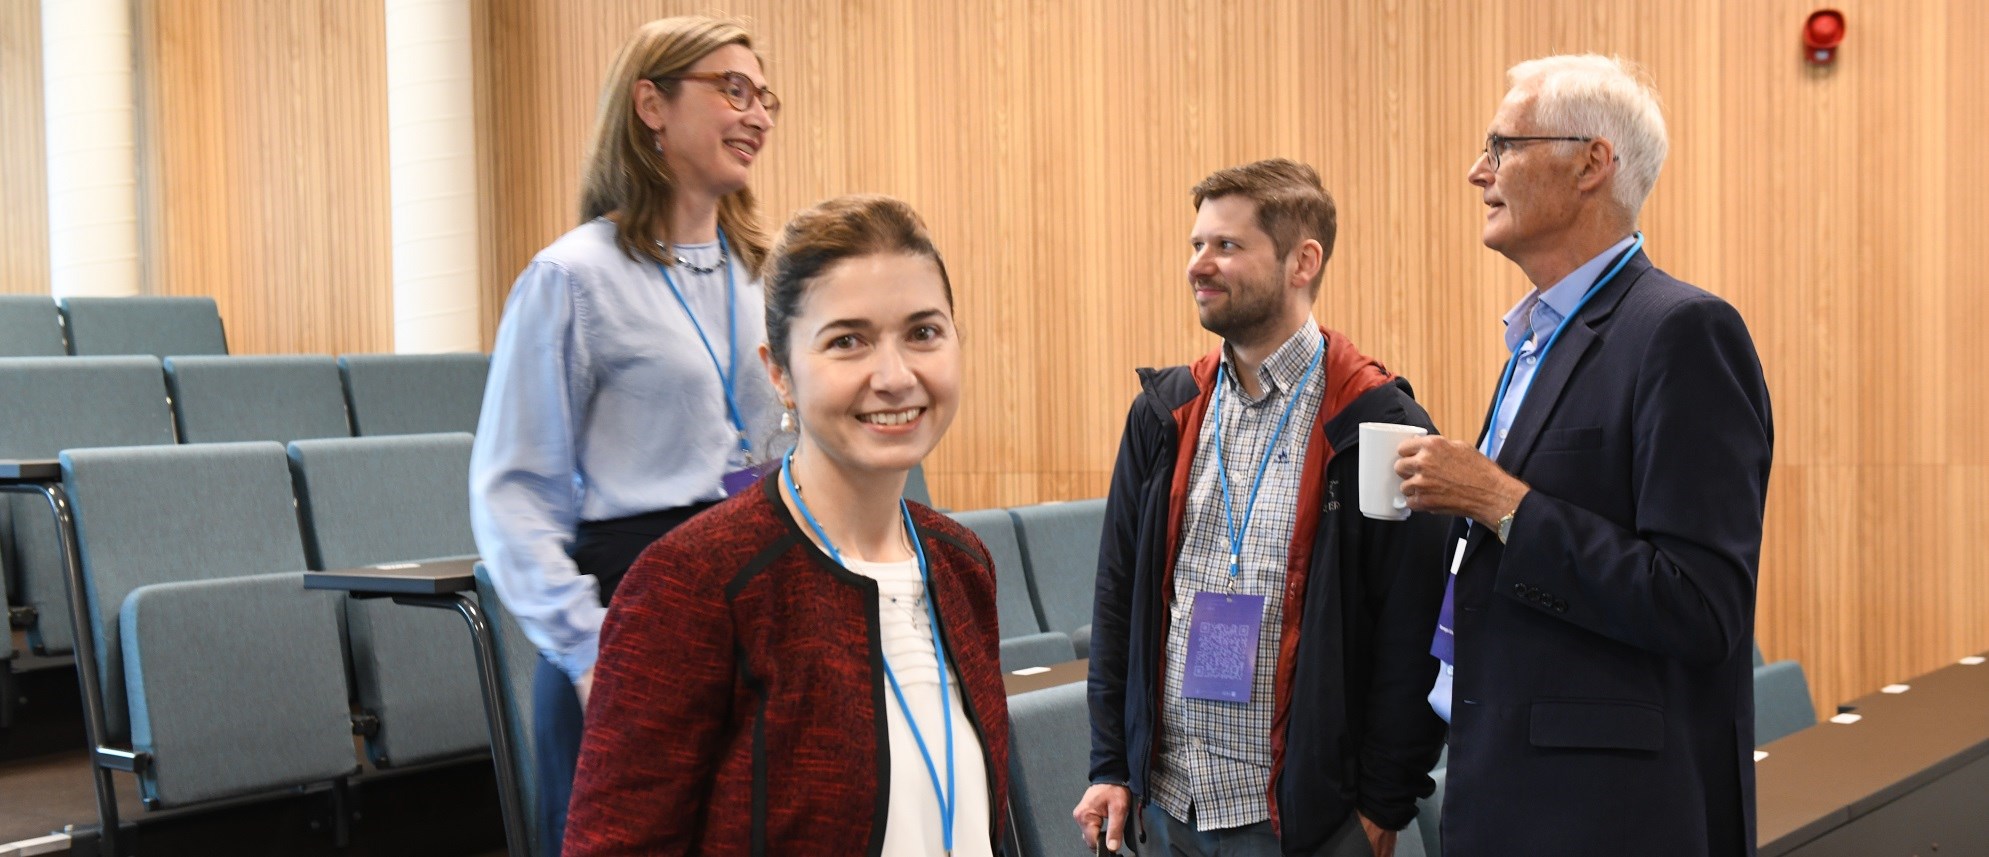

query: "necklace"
left=658, top=239, right=728, bottom=275
left=674, top=254, right=725, bottom=275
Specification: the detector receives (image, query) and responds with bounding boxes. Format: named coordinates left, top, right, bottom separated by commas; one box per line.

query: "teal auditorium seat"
left=951, top=508, right=1077, bottom=671
left=0, top=296, right=68, bottom=356
left=338, top=353, right=490, bottom=436
left=1000, top=632, right=1077, bottom=672
left=288, top=433, right=487, bottom=768
left=948, top=508, right=1045, bottom=638
left=60, top=296, right=227, bottom=357
left=0, top=357, right=177, bottom=657
left=476, top=562, right=543, bottom=857
left=119, top=573, right=354, bottom=805
left=1009, top=499, right=1107, bottom=658
left=1007, top=680, right=1096, bottom=856
left=165, top=355, right=353, bottom=443
left=63, top=442, right=357, bottom=808
left=1754, top=658, right=1818, bottom=745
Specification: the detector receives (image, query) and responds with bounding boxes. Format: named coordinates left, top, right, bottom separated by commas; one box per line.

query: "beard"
left=1195, top=272, right=1285, bottom=345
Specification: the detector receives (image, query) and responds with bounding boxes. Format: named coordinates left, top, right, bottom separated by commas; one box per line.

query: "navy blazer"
left=1440, top=251, right=1774, bottom=857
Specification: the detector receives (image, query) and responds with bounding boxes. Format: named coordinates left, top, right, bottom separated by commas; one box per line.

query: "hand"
left=1358, top=813, right=1397, bottom=857
left=1073, top=783, right=1132, bottom=853
left=1393, top=435, right=1529, bottom=528
left=574, top=666, right=595, bottom=711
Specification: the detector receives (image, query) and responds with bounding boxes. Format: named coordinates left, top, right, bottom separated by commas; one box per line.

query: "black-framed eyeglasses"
left=654, top=71, right=781, bottom=117
left=1479, top=134, right=1593, bottom=170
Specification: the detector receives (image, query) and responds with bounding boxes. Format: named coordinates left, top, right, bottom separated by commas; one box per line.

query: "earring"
left=779, top=408, right=796, bottom=433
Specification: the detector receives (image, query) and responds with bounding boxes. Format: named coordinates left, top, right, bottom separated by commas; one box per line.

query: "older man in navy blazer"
left=1393, top=55, right=1773, bottom=856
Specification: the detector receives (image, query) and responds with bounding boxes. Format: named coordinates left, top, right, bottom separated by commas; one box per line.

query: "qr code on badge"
left=1190, top=621, right=1255, bottom=679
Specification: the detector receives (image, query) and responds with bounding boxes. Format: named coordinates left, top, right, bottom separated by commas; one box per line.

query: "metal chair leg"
left=391, top=592, right=529, bottom=857
left=1, top=483, right=121, bottom=856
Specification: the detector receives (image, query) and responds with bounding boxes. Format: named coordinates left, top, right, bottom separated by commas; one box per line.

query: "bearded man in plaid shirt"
left=1075, top=159, right=1450, bottom=857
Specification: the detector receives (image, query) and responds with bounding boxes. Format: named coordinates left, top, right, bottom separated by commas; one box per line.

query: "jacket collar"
left=1456, top=249, right=1655, bottom=562
left=1157, top=324, right=1400, bottom=453
left=1485, top=249, right=1651, bottom=474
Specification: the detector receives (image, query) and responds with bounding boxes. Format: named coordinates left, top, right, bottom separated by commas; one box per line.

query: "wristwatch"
left=1495, top=510, right=1517, bottom=544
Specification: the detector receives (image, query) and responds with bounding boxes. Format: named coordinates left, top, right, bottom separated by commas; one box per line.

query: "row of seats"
left=1006, top=641, right=1823, bottom=855
left=35, top=429, right=1101, bottom=853
left=948, top=501, right=1106, bottom=671
left=0, top=295, right=229, bottom=358
left=2, top=353, right=487, bottom=662
left=29, top=428, right=1827, bottom=854
left=55, top=433, right=485, bottom=812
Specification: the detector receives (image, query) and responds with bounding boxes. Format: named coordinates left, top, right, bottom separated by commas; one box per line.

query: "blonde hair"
left=577, top=16, right=772, bottom=272
left=1508, top=54, right=1669, bottom=217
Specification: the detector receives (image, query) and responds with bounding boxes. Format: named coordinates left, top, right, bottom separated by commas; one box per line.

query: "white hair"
left=1507, top=54, right=1668, bottom=217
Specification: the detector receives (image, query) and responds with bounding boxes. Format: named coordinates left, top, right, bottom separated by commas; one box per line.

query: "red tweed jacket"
left=563, top=475, right=1012, bottom=856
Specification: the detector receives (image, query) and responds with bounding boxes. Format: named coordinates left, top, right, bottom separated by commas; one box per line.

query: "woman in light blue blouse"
left=467, top=16, right=785, bottom=856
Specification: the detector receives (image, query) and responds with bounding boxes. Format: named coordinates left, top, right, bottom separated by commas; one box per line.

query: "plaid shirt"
left=1149, top=322, right=1326, bottom=831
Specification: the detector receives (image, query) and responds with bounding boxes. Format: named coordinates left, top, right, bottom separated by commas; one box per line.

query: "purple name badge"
left=1181, top=592, right=1266, bottom=703
left=721, top=461, right=775, bottom=497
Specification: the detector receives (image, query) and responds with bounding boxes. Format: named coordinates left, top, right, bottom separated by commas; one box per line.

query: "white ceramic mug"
left=1358, top=422, right=1428, bottom=521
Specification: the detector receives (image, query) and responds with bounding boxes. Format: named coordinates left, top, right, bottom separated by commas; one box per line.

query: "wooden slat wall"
left=134, top=0, right=393, bottom=355
left=469, top=0, right=1989, bottom=716
left=0, top=0, right=1980, bottom=716
left=0, top=0, right=48, bottom=296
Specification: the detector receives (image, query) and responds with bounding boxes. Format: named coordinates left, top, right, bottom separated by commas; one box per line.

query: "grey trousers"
left=1137, top=802, right=1429, bottom=857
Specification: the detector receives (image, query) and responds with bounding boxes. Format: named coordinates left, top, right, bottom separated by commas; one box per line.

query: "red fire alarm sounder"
left=1804, top=9, right=1846, bottom=65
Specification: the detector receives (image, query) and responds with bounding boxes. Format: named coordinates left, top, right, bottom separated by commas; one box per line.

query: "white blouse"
left=845, top=556, right=995, bottom=857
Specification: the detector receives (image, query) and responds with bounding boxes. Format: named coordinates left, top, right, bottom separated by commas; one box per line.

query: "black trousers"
left=532, top=502, right=715, bottom=857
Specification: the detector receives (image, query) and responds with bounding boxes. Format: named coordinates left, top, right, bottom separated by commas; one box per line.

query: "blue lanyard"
left=1210, top=336, right=1324, bottom=579
left=658, top=229, right=753, bottom=462
left=781, top=451, right=955, bottom=853
left=1483, top=233, right=1644, bottom=455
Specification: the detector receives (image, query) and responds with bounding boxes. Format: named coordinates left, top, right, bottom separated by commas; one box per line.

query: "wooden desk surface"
left=1004, top=658, right=1088, bottom=696
left=1756, top=653, right=1989, bottom=854
left=304, top=557, right=482, bottom=596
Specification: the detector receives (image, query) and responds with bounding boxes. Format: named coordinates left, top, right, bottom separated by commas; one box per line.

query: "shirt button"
left=1497, top=428, right=1509, bottom=439
left=1523, top=354, right=1537, bottom=364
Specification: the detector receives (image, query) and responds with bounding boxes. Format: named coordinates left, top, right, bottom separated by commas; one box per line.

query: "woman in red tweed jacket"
left=564, top=195, right=1010, bottom=856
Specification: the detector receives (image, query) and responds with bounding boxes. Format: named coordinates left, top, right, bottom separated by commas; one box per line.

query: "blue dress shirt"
left=1429, top=234, right=1638, bottom=721
left=470, top=218, right=787, bottom=681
